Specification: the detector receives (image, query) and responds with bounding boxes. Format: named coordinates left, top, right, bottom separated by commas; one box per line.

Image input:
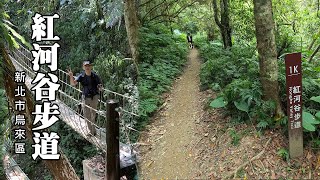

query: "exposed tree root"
left=223, top=138, right=272, bottom=179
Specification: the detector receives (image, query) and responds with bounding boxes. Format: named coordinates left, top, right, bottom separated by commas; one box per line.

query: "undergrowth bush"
left=137, top=25, right=187, bottom=132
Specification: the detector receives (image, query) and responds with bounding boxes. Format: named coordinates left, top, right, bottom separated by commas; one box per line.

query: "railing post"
left=106, top=99, right=120, bottom=180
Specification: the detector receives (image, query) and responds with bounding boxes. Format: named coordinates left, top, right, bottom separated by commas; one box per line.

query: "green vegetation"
left=229, top=128, right=241, bottom=146
left=50, top=121, right=99, bottom=178
left=14, top=141, right=53, bottom=179
left=277, top=148, right=290, bottom=162
left=137, top=25, right=188, bottom=132
left=0, top=89, right=7, bottom=177
left=198, top=37, right=320, bottom=131
left=195, top=0, right=320, bottom=147
left=198, top=39, right=276, bottom=126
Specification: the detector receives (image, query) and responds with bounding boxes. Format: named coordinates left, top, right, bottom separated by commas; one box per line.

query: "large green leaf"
left=311, top=96, right=320, bottom=103
left=8, top=34, right=19, bottom=49
left=210, top=97, right=228, bottom=108
left=257, top=121, right=269, bottom=129
left=2, top=27, right=12, bottom=47
left=2, top=12, right=10, bottom=19
left=302, top=111, right=320, bottom=132
left=3, top=23, right=32, bottom=49
left=316, top=112, right=320, bottom=119
left=234, top=100, right=249, bottom=112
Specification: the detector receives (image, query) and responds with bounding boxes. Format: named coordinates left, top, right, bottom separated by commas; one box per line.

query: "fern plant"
left=302, top=96, right=320, bottom=132
left=136, top=24, right=188, bottom=136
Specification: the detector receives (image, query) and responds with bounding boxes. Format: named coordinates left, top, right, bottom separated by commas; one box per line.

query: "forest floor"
left=137, top=49, right=320, bottom=179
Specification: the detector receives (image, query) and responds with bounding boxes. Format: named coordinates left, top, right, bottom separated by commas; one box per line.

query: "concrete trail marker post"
left=285, top=52, right=303, bottom=158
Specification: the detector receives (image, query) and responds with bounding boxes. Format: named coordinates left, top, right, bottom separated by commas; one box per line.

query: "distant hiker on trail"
left=187, top=33, right=194, bottom=49
left=67, top=60, right=103, bottom=136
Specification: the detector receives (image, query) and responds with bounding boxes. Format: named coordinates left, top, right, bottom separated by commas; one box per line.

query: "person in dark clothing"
left=187, top=33, right=194, bottom=49
left=67, top=60, right=103, bottom=136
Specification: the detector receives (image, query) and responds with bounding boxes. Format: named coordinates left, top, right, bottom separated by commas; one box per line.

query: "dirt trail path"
left=138, top=49, right=203, bottom=179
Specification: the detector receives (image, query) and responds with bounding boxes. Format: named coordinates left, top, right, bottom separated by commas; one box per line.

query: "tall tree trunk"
left=124, top=0, right=140, bottom=74
left=0, top=44, right=79, bottom=180
left=212, top=0, right=232, bottom=48
left=308, top=38, right=316, bottom=50
left=207, top=26, right=215, bottom=41
left=253, top=0, right=284, bottom=118
left=95, top=0, right=104, bottom=20
left=309, top=29, right=320, bottom=50
left=309, top=44, right=320, bottom=63
left=220, top=0, right=232, bottom=48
